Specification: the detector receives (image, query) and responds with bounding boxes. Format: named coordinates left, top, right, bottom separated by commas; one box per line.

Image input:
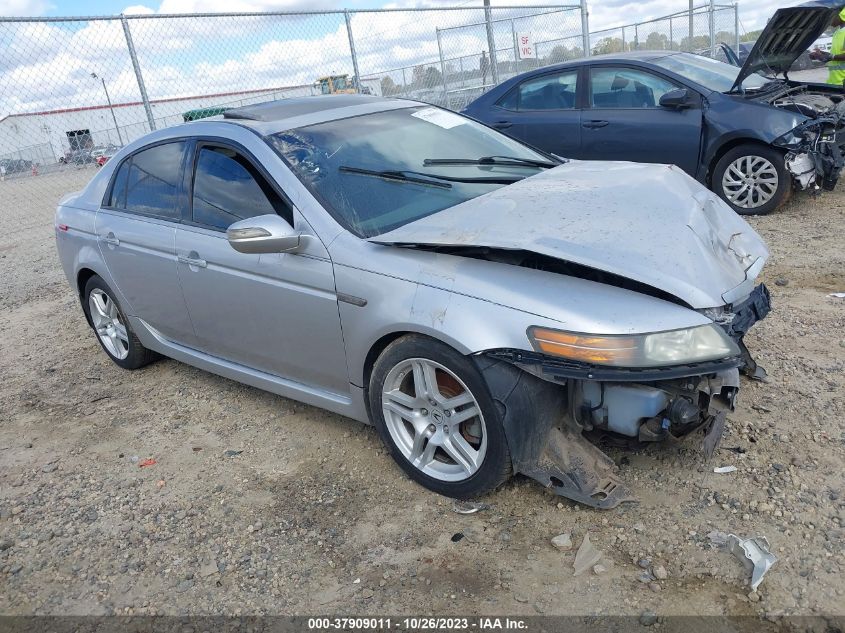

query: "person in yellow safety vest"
left=809, top=7, right=845, bottom=86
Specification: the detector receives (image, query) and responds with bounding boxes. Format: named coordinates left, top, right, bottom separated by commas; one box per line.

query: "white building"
left=0, top=84, right=314, bottom=165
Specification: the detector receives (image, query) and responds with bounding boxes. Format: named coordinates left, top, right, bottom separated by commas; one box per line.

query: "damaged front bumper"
left=777, top=117, right=845, bottom=192
left=478, top=284, right=770, bottom=510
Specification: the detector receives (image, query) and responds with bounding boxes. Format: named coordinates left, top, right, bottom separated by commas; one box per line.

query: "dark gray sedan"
left=463, top=0, right=845, bottom=215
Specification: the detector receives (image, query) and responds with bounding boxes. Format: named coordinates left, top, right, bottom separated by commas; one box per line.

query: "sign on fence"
left=517, top=32, right=537, bottom=59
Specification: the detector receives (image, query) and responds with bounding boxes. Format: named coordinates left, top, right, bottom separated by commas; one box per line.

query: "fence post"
left=511, top=21, right=519, bottom=74
left=580, top=0, right=590, bottom=56
left=483, top=0, right=499, bottom=85
left=344, top=10, right=362, bottom=94
left=401, top=67, right=407, bottom=96
left=436, top=28, right=450, bottom=105
left=734, top=3, right=740, bottom=52
left=709, top=0, right=716, bottom=56
left=669, top=16, right=673, bottom=50
left=622, top=26, right=626, bottom=51
left=634, top=23, right=638, bottom=50
left=688, top=0, right=694, bottom=51
left=121, top=15, right=155, bottom=132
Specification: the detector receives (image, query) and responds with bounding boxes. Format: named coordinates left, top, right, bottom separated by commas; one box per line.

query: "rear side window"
left=498, top=70, right=578, bottom=111
left=117, top=142, right=185, bottom=220
left=191, top=145, right=290, bottom=231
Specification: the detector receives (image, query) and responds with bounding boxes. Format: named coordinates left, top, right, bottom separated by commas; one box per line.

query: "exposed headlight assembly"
left=527, top=324, right=740, bottom=368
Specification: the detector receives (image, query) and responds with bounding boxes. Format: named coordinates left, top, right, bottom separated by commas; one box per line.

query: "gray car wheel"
left=368, top=335, right=511, bottom=498
left=82, top=275, right=157, bottom=370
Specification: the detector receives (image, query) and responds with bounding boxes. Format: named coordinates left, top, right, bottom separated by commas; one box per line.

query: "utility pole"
left=91, top=73, right=123, bottom=146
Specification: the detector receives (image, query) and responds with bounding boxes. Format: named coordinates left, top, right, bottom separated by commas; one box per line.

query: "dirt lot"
left=0, top=167, right=843, bottom=625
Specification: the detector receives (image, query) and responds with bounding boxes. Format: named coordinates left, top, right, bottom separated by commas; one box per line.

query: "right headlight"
left=527, top=324, right=740, bottom=368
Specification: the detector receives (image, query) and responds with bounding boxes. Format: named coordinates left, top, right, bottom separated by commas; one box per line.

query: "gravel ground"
left=0, top=168, right=843, bottom=625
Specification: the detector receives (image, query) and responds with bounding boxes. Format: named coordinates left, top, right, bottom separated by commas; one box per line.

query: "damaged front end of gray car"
left=473, top=284, right=769, bottom=509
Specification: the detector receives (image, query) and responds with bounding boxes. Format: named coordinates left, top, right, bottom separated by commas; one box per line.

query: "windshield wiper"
left=339, top=165, right=524, bottom=186
left=422, top=155, right=558, bottom=169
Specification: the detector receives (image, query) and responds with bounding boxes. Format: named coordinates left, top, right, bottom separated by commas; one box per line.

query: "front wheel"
left=712, top=144, right=791, bottom=215
left=368, top=335, right=511, bottom=499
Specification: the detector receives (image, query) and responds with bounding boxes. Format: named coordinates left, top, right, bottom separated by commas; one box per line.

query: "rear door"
left=174, top=141, right=349, bottom=394
left=581, top=65, right=702, bottom=175
left=486, top=68, right=582, bottom=158
left=95, top=141, right=197, bottom=346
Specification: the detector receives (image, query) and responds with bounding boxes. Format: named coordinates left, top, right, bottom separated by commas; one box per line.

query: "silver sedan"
left=55, top=95, right=770, bottom=508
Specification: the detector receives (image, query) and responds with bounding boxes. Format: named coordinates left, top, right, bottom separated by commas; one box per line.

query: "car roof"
left=217, top=94, right=422, bottom=134
left=543, top=50, right=680, bottom=70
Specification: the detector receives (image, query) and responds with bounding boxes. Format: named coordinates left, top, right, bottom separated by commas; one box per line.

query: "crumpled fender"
left=473, top=356, right=635, bottom=509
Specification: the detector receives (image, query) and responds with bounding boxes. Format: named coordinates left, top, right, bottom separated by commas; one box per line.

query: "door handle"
left=102, top=232, right=119, bottom=247
left=178, top=255, right=207, bottom=269
left=583, top=120, right=609, bottom=129
left=493, top=120, right=512, bottom=129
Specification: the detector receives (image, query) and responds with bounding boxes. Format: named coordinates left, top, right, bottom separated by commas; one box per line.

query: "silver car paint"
left=373, top=160, right=769, bottom=310
left=55, top=99, right=764, bottom=431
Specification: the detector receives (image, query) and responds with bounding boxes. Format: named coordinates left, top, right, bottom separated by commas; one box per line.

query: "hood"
left=730, top=0, right=841, bottom=91
left=370, top=161, right=769, bottom=310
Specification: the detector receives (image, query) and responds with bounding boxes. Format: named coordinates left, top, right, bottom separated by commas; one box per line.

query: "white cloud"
left=0, top=0, right=52, bottom=17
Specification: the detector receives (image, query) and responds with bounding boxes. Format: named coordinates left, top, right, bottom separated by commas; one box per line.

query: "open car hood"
left=370, top=161, right=769, bottom=310
left=730, top=0, right=841, bottom=91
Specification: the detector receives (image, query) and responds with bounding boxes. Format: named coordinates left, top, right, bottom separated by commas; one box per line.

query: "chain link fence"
left=588, top=4, right=739, bottom=58
left=0, top=4, right=590, bottom=232
left=0, top=1, right=747, bottom=232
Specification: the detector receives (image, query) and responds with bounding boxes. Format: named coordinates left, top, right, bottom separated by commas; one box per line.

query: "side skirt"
left=129, top=316, right=370, bottom=424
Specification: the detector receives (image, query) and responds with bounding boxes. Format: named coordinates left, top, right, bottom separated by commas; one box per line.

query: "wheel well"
left=363, top=331, right=410, bottom=391
left=77, top=268, right=98, bottom=300
left=707, top=139, right=777, bottom=186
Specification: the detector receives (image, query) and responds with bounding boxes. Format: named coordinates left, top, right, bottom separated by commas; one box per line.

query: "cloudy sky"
left=2, top=0, right=809, bottom=33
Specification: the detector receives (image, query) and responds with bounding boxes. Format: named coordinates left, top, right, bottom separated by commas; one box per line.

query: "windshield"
left=652, top=52, right=768, bottom=92
left=267, top=106, right=554, bottom=237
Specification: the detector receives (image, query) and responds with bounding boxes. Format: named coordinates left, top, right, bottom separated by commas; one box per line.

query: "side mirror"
left=659, top=88, right=692, bottom=110
left=227, top=214, right=302, bottom=254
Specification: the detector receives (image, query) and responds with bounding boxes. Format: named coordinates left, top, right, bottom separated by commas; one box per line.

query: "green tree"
left=380, top=76, right=399, bottom=96
left=593, top=37, right=625, bottom=55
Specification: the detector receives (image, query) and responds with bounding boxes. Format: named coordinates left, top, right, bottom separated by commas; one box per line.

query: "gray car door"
left=95, top=140, right=197, bottom=346
left=174, top=141, right=349, bottom=395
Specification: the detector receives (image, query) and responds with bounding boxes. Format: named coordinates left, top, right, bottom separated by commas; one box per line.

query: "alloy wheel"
left=88, top=288, right=129, bottom=360
left=721, top=155, right=779, bottom=209
left=381, top=358, right=487, bottom=482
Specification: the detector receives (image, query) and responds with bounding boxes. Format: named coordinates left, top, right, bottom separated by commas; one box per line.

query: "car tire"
left=82, top=275, right=157, bottom=370
left=712, top=143, right=791, bottom=215
left=368, top=334, right=512, bottom=499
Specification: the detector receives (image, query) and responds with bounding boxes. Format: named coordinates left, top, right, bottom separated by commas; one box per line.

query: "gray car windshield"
left=267, top=106, right=554, bottom=237
left=652, top=53, right=768, bottom=92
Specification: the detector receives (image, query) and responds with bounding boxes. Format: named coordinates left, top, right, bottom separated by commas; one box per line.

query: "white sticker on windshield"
left=411, top=107, right=466, bottom=129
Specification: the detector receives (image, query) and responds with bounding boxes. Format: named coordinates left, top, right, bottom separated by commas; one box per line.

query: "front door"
left=580, top=65, right=702, bottom=176
left=95, top=140, right=196, bottom=346
left=174, top=142, right=349, bottom=395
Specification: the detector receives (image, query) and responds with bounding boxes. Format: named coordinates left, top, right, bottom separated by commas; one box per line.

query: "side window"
left=511, top=70, right=578, bottom=111
left=124, top=142, right=185, bottom=219
left=108, top=159, right=130, bottom=208
left=495, top=88, right=518, bottom=110
left=191, top=145, right=291, bottom=231
left=590, top=67, right=678, bottom=109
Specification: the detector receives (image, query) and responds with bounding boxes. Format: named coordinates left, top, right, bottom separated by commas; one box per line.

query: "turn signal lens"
left=527, top=324, right=739, bottom=368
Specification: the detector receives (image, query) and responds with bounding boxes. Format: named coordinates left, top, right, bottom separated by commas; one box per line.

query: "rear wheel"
left=368, top=335, right=511, bottom=498
left=712, top=143, right=791, bottom=215
left=82, top=275, right=157, bottom=370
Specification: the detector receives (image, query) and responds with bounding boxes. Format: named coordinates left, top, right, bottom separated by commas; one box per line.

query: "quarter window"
left=121, top=142, right=185, bottom=219
left=191, top=146, right=290, bottom=231
left=589, top=67, right=678, bottom=108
